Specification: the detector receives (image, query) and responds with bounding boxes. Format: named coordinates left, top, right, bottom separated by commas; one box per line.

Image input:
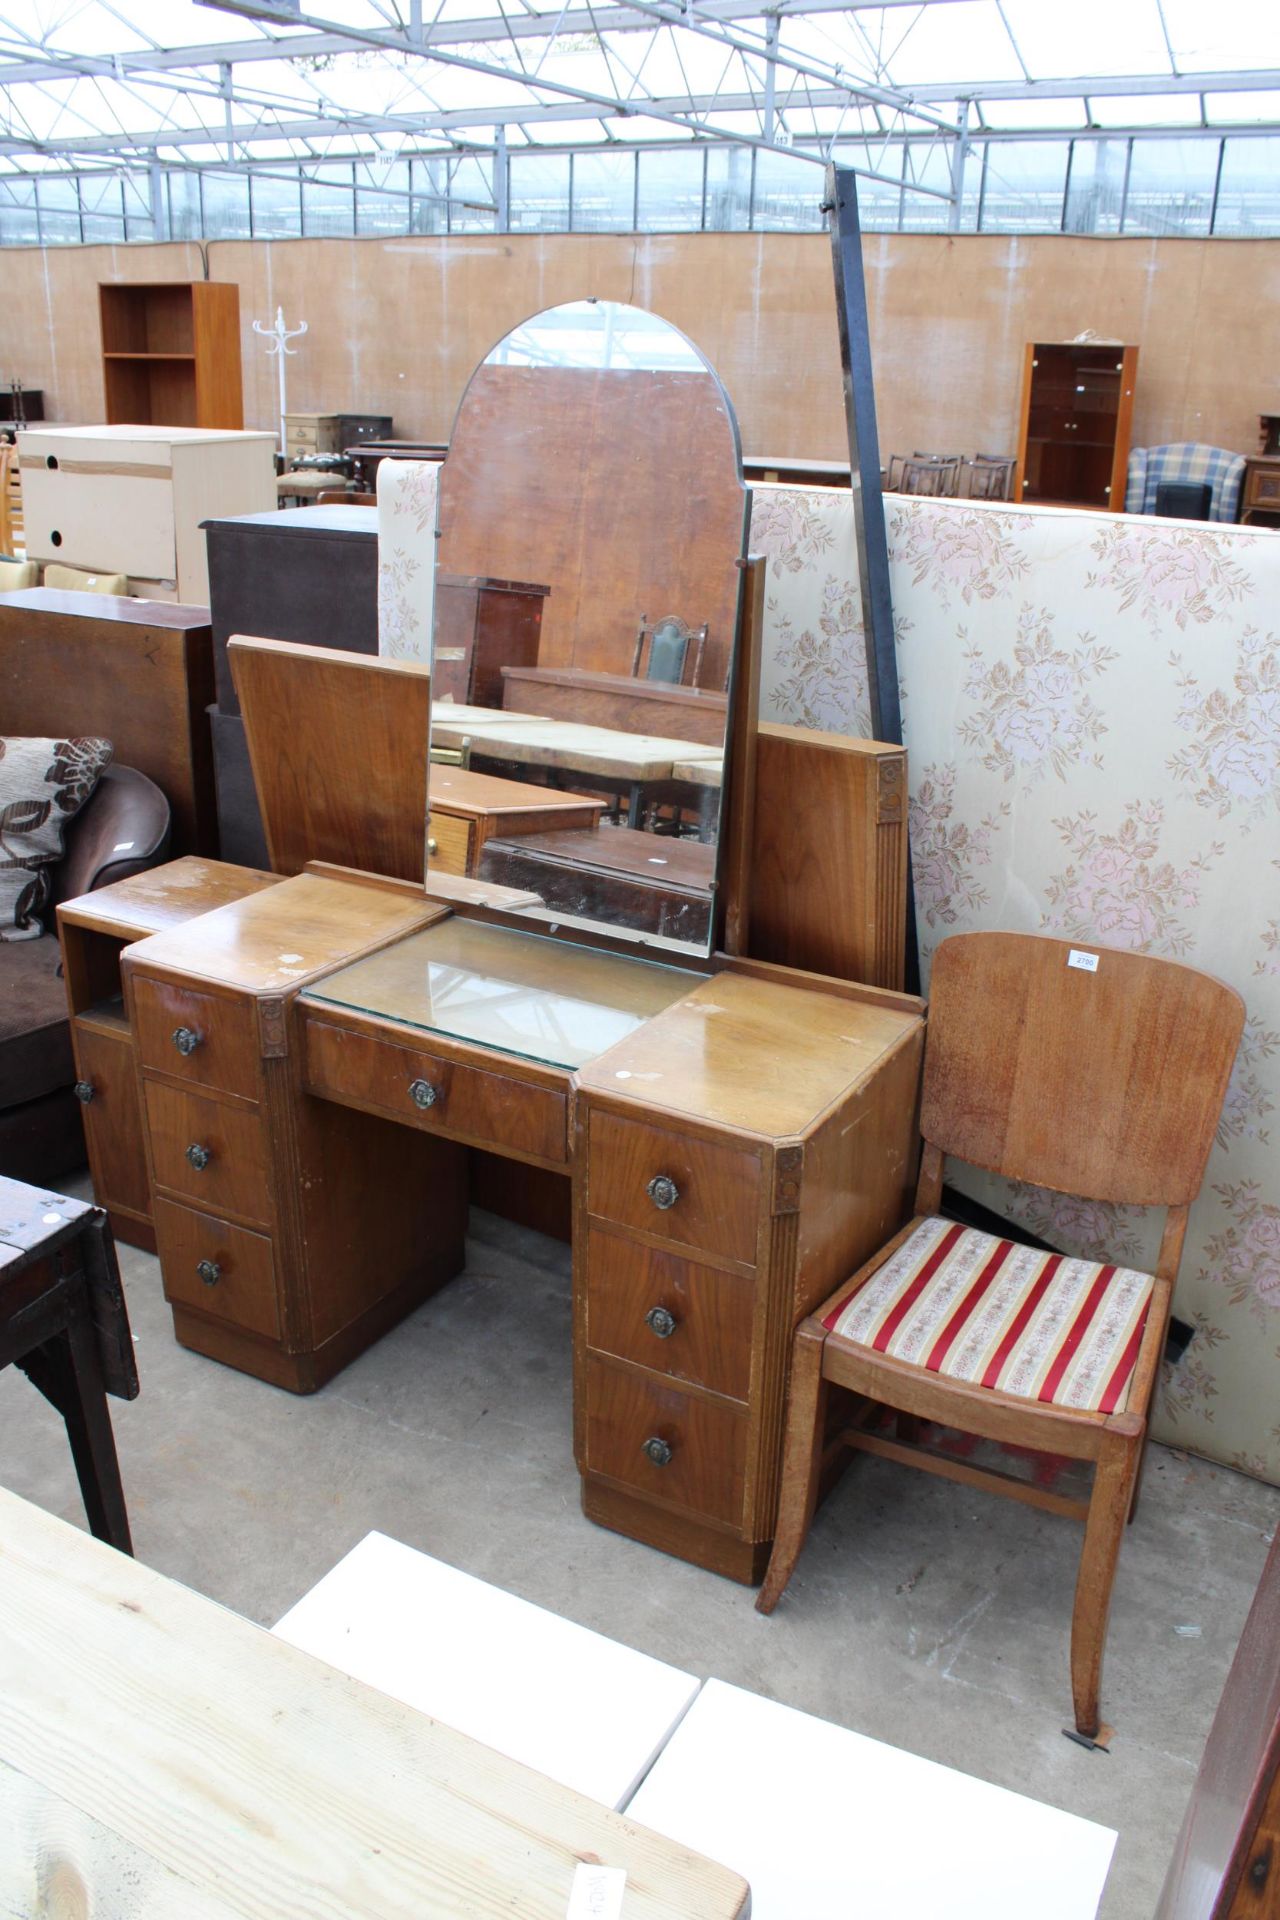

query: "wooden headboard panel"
left=0, top=588, right=217, bottom=856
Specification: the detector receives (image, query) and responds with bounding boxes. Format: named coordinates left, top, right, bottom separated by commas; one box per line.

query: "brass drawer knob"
left=185, top=1143, right=211, bottom=1171
left=642, top=1436, right=673, bottom=1468
left=409, top=1078, right=438, bottom=1110
left=427, top=837, right=438, bottom=856
left=172, top=1026, right=203, bottom=1056
left=645, top=1306, right=677, bottom=1339
left=646, top=1173, right=679, bottom=1211
left=73, top=1080, right=95, bottom=1104
left=196, top=1259, right=221, bottom=1287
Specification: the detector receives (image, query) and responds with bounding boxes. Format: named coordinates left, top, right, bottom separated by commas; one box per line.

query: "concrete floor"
left=3, top=1186, right=1277, bottom=1920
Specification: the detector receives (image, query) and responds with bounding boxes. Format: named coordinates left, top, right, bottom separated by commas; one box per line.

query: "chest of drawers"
left=18, top=425, right=277, bottom=603
left=121, top=874, right=467, bottom=1391
left=573, top=969, right=923, bottom=1581
left=57, top=859, right=282, bottom=1254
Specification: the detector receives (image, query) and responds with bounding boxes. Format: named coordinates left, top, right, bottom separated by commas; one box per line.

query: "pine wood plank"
left=0, top=1489, right=750, bottom=1919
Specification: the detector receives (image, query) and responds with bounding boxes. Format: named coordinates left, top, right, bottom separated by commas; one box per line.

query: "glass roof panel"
left=1086, top=93, right=1205, bottom=129
left=2, top=0, right=1279, bottom=179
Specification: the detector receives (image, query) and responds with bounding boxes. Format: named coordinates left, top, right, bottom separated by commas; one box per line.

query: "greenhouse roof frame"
left=2, top=0, right=1278, bottom=227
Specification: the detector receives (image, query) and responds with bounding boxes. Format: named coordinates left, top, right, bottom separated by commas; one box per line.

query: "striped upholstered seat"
left=820, top=1217, right=1154, bottom=1417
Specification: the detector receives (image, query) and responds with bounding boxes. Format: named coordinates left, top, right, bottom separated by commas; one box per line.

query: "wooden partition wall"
left=4, top=232, right=1277, bottom=464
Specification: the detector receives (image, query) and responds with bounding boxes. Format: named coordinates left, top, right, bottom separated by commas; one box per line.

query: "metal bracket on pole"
left=824, top=160, right=919, bottom=991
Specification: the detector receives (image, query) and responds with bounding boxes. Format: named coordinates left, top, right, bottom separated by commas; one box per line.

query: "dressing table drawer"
left=427, top=812, right=473, bottom=875
left=583, top=1354, right=747, bottom=1530
left=585, top=1224, right=753, bottom=1402
left=144, top=1081, right=272, bottom=1225
left=587, top=1110, right=760, bottom=1268
left=304, top=1017, right=569, bottom=1166
left=153, top=1196, right=280, bottom=1340
left=133, top=977, right=261, bottom=1102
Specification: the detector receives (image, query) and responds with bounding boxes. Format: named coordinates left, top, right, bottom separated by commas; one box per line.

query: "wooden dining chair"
left=758, top=931, right=1244, bottom=1743
left=0, top=444, right=16, bottom=556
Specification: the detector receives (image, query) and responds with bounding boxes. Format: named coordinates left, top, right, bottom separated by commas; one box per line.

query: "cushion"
left=822, top=1216, right=1154, bottom=1416
left=0, top=736, right=113, bottom=941
left=0, top=559, right=38, bottom=593
left=0, top=931, right=74, bottom=1107
left=42, top=564, right=131, bottom=596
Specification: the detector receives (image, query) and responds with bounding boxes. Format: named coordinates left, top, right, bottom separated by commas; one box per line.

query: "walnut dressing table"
left=67, top=299, right=924, bottom=1583
left=110, top=878, right=921, bottom=1580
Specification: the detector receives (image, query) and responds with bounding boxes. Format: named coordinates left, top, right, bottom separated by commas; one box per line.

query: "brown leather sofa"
left=0, top=764, right=170, bottom=1184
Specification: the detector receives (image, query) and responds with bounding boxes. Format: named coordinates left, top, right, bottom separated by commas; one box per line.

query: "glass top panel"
left=302, top=918, right=700, bottom=1070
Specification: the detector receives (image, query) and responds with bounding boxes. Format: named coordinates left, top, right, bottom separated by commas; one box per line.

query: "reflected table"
left=432, top=711, right=723, bottom=829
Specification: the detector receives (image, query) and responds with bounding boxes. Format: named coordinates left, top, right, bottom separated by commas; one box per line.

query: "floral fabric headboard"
left=375, top=471, right=1278, bottom=1485
left=751, top=483, right=1280, bottom=1488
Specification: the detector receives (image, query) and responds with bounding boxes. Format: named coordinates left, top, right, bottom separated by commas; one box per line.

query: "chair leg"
left=757, top=1323, right=828, bottom=1616
left=1127, top=1430, right=1152, bottom=1524
left=1070, top=1416, right=1142, bottom=1738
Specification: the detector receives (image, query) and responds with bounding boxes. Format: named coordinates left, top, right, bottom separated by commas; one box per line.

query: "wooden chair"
left=631, top=614, right=709, bottom=688
left=964, top=454, right=1018, bottom=501
left=0, top=444, right=16, bottom=556
left=758, top=931, right=1244, bottom=1743
left=899, top=454, right=963, bottom=498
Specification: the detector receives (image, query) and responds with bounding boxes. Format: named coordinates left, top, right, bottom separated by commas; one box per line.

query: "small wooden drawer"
left=305, top=1018, right=568, bottom=1167
left=153, top=1196, right=279, bottom=1340
left=584, top=1354, right=747, bottom=1529
left=427, top=810, right=474, bottom=876
left=585, top=1224, right=754, bottom=1402
left=587, top=1109, right=760, bottom=1268
left=132, top=976, right=260, bottom=1103
left=144, top=1081, right=272, bottom=1226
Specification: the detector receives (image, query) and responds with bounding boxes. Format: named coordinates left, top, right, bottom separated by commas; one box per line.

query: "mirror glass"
left=429, top=298, right=749, bottom=959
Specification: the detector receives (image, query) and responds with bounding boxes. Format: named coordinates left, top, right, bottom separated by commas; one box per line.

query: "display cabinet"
left=1016, top=341, right=1138, bottom=511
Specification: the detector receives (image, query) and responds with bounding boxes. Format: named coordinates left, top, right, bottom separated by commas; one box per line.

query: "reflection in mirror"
left=429, top=298, right=749, bottom=960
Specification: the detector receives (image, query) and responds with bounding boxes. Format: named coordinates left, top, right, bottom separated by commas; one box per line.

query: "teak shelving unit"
left=1015, top=341, right=1138, bottom=512
left=99, top=282, right=244, bottom=430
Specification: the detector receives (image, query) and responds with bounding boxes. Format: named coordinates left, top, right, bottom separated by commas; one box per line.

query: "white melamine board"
left=627, top=1679, right=1116, bottom=1920
left=273, top=1530, right=701, bottom=1811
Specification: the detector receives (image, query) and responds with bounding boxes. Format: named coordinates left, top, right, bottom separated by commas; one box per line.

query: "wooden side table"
left=1239, top=456, right=1280, bottom=526
left=0, top=1175, right=138, bottom=1553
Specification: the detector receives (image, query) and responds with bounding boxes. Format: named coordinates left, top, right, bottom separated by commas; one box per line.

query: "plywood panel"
left=5, top=233, right=1277, bottom=473
left=438, top=362, right=744, bottom=685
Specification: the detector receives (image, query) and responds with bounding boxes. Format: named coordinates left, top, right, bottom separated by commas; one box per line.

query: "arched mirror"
left=428, top=298, right=750, bottom=959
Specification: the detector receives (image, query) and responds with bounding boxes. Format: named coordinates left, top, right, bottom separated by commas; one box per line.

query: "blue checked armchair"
left=1125, top=443, right=1247, bottom=523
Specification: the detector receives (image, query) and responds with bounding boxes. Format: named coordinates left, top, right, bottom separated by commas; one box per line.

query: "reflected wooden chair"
left=632, top=614, right=708, bottom=688
left=899, top=455, right=963, bottom=498
left=758, top=931, right=1244, bottom=1743
left=964, top=454, right=1018, bottom=501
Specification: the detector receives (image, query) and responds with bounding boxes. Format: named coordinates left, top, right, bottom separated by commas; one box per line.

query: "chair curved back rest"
left=920, top=931, right=1244, bottom=1207
left=54, top=764, right=171, bottom=904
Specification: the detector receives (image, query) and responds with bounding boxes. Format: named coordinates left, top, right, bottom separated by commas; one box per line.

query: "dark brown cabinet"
left=1016, top=342, right=1138, bottom=512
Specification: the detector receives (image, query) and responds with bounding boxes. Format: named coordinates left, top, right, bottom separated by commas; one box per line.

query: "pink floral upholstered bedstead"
left=378, top=471, right=1280, bottom=1486
left=752, top=486, right=1280, bottom=1488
